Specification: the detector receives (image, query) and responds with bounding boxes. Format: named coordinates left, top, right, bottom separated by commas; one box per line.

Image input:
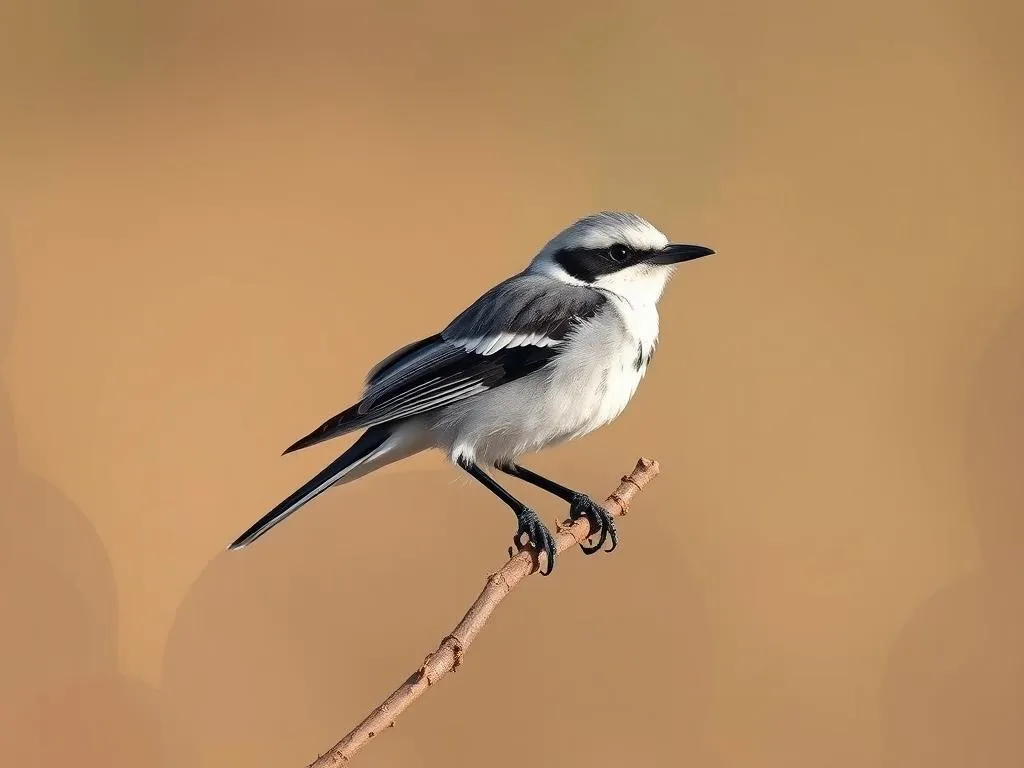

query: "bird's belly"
left=548, top=353, right=646, bottom=441
left=439, top=344, right=646, bottom=466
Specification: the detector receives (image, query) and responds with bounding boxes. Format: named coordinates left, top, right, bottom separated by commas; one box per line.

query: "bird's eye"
left=608, top=244, right=630, bottom=263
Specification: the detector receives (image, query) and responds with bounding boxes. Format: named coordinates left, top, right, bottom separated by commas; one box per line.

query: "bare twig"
left=306, top=457, right=662, bottom=766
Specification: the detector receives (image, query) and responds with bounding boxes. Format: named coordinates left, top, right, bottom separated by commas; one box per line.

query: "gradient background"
left=2, top=1, right=1023, bottom=766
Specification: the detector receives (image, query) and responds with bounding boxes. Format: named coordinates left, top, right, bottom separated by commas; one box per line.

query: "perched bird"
left=228, top=211, right=713, bottom=574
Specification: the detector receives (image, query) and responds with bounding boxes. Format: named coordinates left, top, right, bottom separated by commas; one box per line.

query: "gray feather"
left=443, top=274, right=606, bottom=344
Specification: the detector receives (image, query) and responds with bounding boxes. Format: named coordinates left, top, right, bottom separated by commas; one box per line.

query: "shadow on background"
left=0, top=677, right=195, bottom=767
left=0, top=237, right=117, bottom=709
left=878, top=302, right=1024, bottom=767
left=0, top=240, right=194, bottom=767
left=161, top=462, right=715, bottom=768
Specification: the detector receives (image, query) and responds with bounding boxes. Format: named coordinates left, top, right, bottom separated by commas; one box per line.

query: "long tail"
left=227, top=425, right=410, bottom=551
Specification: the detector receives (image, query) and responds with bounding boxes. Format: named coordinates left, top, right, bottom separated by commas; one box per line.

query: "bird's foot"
left=569, top=493, right=618, bottom=555
left=509, top=506, right=557, bottom=575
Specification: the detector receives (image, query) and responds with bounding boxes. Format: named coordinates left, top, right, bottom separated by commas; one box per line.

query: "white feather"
left=455, top=332, right=560, bottom=356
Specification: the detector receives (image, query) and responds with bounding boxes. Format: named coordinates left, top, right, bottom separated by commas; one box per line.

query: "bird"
left=227, top=211, right=713, bottom=574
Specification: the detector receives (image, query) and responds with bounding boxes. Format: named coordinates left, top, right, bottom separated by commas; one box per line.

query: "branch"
left=306, top=457, right=662, bottom=766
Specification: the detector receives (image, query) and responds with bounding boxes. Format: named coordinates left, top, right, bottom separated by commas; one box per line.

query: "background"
left=1, top=1, right=1022, bottom=766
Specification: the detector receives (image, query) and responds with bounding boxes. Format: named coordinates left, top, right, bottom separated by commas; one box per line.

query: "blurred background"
left=1, top=1, right=1022, bottom=766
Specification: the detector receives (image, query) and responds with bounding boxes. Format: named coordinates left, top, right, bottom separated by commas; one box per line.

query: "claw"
left=512, top=507, right=557, bottom=575
left=580, top=515, right=608, bottom=555
left=570, top=494, right=619, bottom=555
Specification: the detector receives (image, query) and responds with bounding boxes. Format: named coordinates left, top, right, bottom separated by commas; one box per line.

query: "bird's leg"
left=497, top=463, right=617, bottom=555
left=457, top=458, right=557, bottom=575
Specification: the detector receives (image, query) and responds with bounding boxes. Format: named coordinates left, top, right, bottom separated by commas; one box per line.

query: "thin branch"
left=305, top=457, right=661, bottom=766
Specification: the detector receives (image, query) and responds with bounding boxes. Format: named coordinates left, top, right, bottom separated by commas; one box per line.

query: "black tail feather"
left=228, top=426, right=391, bottom=550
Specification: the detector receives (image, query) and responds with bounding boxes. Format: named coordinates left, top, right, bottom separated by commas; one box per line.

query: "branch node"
left=620, top=474, right=644, bottom=492
left=417, top=655, right=434, bottom=684
left=608, top=491, right=629, bottom=515
left=487, top=570, right=513, bottom=594
left=442, top=634, right=465, bottom=669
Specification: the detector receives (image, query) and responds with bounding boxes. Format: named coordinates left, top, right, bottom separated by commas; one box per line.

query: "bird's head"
left=527, top=211, right=713, bottom=304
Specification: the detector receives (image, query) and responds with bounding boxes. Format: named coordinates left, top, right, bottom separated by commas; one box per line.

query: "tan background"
left=2, top=1, right=1023, bottom=766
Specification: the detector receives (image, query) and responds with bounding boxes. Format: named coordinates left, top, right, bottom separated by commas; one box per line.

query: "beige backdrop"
left=2, top=1, right=1023, bottom=766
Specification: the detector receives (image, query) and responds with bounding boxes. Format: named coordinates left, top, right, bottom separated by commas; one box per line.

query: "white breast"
left=439, top=296, right=659, bottom=467
left=556, top=293, right=658, bottom=436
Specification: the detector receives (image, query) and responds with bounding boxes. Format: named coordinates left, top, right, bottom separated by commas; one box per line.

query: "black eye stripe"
left=553, top=245, right=657, bottom=283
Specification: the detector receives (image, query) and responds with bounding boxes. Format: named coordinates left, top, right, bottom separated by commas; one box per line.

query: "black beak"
left=646, top=243, right=715, bottom=265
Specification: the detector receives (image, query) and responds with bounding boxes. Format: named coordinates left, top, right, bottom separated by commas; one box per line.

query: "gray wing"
left=441, top=273, right=610, bottom=354
left=282, top=274, right=606, bottom=454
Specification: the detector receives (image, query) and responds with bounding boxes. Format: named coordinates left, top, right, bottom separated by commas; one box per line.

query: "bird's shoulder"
left=442, top=272, right=608, bottom=348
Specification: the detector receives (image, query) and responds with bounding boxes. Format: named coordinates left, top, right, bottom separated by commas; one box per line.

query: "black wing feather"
left=281, top=342, right=556, bottom=454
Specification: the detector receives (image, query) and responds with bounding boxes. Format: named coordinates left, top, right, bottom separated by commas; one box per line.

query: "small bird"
left=228, top=211, right=713, bottom=574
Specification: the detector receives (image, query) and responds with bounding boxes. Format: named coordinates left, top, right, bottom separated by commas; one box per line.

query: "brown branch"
left=306, top=456, right=662, bottom=767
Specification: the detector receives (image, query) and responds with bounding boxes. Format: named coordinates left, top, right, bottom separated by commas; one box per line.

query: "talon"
left=540, top=527, right=556, bottom=576
left=603, top=514, right=618, bottom=552
left=512, top=507, right=557, bottom=575
left=581, top=510, right=608, bottom=554
left=580, top=535, right=604, bottom=556
left=570, top=494, right=619, bottom=556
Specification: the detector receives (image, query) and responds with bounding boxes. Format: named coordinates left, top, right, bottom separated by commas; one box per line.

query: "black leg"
left=497, top=463, right=618, bottom=556
left=457, top=458, right=557, bottom=575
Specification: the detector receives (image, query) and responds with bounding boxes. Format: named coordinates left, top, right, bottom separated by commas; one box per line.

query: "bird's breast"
left=547, top=304, right=656, bottom=438
left=439, top=299, right=660, bottom=464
